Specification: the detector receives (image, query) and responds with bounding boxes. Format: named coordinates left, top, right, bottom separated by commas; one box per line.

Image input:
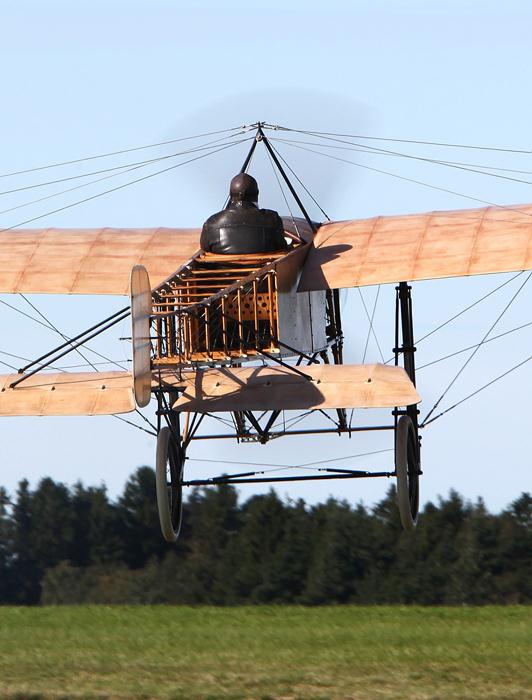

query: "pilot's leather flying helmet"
left=229, top=173, right=259, bottom=203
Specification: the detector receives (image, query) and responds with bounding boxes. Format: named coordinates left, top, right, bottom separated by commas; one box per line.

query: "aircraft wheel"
left=156, top=426, right=184, bottom=543
left=395, top=415, right=419, bottom=531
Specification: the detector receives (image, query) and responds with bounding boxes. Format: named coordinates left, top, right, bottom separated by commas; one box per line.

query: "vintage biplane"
left=0, top=123, right=531, bottom=542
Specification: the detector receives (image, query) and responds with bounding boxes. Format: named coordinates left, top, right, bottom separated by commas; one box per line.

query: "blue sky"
left=1, top=0, right=531, bottom=510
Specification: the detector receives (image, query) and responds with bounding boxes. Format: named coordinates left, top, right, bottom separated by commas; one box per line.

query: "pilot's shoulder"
left=202, top=209, right=226, bottom=227
left=258, top=208, right=283, bottom=220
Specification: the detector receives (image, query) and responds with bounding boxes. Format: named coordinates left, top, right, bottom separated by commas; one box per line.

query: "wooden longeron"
left=151, top=246, right=327, bottom=366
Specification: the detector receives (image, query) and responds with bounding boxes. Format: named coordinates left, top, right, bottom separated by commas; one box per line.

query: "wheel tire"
left=156, top=426, right=184, bottom=543
left=395, top=415, right=420, bottom=531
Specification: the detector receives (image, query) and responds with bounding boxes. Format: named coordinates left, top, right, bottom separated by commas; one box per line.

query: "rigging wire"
left=417, top=321, right=532, bottom=370
left=422, top=271, right=532, bottom=425
left=0, top=347, right=65, bottom=373
left=267, top=141, right=331, bottom=221
left=18, top=296, right=155, bottom=432
left=270, top=409, right=315, bottom=433
left=133, top=408, right=158, bottom=432
left=265, top=124, right=532, bottom=154
left=0, top=297, right=67, bottom=332
left=264, top=145, right=300, bottom=239
left=273, top=140, right=532, bottom=220
left=51, top=359, right=131, bottom=370
left=0, top=132, right=248, bottom=207
left=187, top=447, right=393, bottom=473
left=207, top=413, right=236, bottom=430
left=25, top=298, right=157, bottom=431
left=21, top=294, right=99, bottom=372
left=0, top=125, right=247, bottom=180
left=112, top=413, right=157, bottom=437
left=0, top=296, right=128, bottom=370
left=361, top=286, right=381, bottom=364
left=0, top=138, right=252, bottom=234
left=269, top=136, right=532, bottom=176
left=357, top=288, right=385, bottom=363
left=422, top=354, right=532, bottom=428
left=315, top=407, right=342, bottom=429
left=383, top=271, right=526, bottom=365
left=1, top=297, right=155, bottom=434
left=415, top=272, right=525, bottom=345
left=270, top=134, right=532, bottom=188
left=0, top=357, right=18, bottom=371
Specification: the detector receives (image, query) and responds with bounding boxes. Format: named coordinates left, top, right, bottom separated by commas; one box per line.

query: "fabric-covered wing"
left=0, top=227, right=200, bottom=295
left=298, top=204, right=532, bottom=291
left=0, top=371, right=134, bottom=415
left=156, top=364, right=420, bottom=413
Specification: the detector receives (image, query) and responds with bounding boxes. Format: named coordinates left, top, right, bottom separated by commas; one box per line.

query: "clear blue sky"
left=1, top=0, right=530, bottom=511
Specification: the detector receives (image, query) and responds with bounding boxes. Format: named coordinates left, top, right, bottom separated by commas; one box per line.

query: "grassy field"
left=0, top=606, right=530, bottom=700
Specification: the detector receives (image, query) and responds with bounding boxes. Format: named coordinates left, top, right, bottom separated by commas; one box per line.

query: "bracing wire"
left=0, top=138, right=252, bottom=234
left=0, top=134, right=248, bottom=202
left=273, top=140, right=532, bottom=221
left=422, top=355, right=532, bottom=428
left=269, top=133, right=532, bottom=188
left=264, top=146, right=300, bottom=239
left=0, top=125, right=247, bottom=180
left=21, top=295, right=100, bottom=372
left=265, top=124, right=532, bottom=154
left=357, top=288, right=385, bottom=363
left=11, top=295, right=156, bottom=432
left=267, top=141, right=330, bottom=221
left=0, top=346, right=65, bottom=373
left=422, top=271, right=531, bottom=425
left=415, top=272, right=526, bottom=345
left=0, top=146, right=240, bottom=221
left=361, top=286, right=381, bottom=364
left=187, top=447, right=394, bottom=476
left=0, top=357, right=19, bottom=371
left=18, top=298, right=156, bottom=433
left=268, top=135, right=532, bottom=176
left=383, top=271, right=527, bottom=365
left=417, top=321, right=532, bottom=370
left=112, top=413, right=157, bottom=437
left=0, top=296, right=129, bottom=370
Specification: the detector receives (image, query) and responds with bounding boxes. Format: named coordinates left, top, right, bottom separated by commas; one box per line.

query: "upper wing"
left=298, top=204, right=532, bottom=291
left=0, top=227, right=200, bottom=295
left=0, top=371, right=134, bottom=416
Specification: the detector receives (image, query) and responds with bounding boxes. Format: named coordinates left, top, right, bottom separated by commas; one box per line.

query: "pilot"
left=200, top=173, right=289, bottom=254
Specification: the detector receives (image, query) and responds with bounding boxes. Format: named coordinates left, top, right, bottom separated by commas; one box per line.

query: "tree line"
left=0, top=467, right=530, bottom=605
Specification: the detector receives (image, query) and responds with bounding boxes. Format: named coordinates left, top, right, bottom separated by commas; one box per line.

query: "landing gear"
left=395, top=415, right=419, bottom=530
left=394, top=282, right=421, bottom=531
left=155, top=426, right=185, bottom=543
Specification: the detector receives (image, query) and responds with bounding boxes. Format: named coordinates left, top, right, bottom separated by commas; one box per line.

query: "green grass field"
left=0, top=606, right=530, bottom=700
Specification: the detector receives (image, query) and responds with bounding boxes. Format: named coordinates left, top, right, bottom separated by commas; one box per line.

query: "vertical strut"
left=394, top=282, right=421, bottom=464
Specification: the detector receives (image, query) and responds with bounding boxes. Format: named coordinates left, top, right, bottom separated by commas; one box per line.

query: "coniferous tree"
left=11, top=479, right=40, bottom=604
left=232, top=490, right=287, bottom=602
left=0, top=487, right=14, bottom=603
left=117, top=466, right=167, bottom=568
left=303, top=498, right=369, bottom=604
left=30, top=477, right=73, bottom=571
left=70, top=483, right=122, bottom=566
left=1, top=467, right=531, bottom=606
left=182, top=483, right=241, bottom=603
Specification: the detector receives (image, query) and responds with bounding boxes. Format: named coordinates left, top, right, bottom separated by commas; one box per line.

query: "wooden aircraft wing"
left=0, top=227, right=200, bottom=295
left=156, top=363, right=420, bottom=413
left=0, top=371, right=134, bottom=416
left=298, top=204, right=532, bottom=291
